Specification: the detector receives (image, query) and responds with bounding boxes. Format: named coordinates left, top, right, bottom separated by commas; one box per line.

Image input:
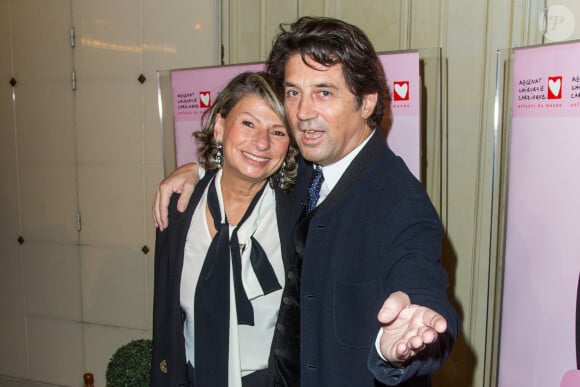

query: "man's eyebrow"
left=284, top=81, right=338, bottom=89
left=314, top=82, right=338, bottom=89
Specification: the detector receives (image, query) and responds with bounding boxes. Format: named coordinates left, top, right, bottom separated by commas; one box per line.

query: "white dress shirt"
left=313, top=132, right=372, bottom=206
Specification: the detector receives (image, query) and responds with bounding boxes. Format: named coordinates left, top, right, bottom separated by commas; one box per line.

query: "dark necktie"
left=194, top=179, right=280, bottom=387
left=306, top=165, right=324, bottom=214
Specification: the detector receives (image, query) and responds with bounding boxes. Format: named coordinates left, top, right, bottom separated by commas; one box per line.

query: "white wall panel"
left=75, top=82, right=143, bottom=166
left=23, top=242, right=82, bottom=320
left=228, top=0, right=264, bottom=63
left=0, top=0, right=218, bottom=385
left=27, top=317, right=84, bottom=386
left=142, top=0, right=218, bottom=70
left=11, top=0, right=73, bottom=81
left=0, top=310, right=27, bottom=378
left=73, top=0, right=141, bottom=81
left=333, top=0, right=404, bottom=51
left=77, top=165, right=144, bottom=247
left=81, top=245, right=148, bottom=329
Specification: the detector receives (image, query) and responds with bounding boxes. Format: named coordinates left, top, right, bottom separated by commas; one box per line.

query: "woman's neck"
left=219, top=172, right=267, bottom=226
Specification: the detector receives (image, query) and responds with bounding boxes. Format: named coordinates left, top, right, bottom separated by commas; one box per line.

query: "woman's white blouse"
left=180, top=170, right=285, bottom=384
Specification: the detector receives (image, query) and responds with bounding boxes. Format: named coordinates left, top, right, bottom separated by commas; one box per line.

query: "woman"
left=150, top=71, right=299, bottom=387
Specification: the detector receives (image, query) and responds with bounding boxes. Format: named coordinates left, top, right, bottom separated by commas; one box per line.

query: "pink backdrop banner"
left=498, top=42, right=580, bottom=387
left=512, top=41, right=580, bottom=118
left=380, top=52, right=421, bottom=178
left=169, top=51, right=422, bottom=179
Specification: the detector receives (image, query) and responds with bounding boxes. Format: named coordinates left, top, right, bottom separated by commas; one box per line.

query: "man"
left=154, top=17, right=459, bottom=386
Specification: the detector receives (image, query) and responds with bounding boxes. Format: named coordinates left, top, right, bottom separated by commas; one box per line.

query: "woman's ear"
left=214, top=113, right=225, bottom=142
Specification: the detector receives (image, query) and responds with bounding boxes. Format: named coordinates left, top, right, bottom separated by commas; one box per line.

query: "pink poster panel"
left=499, top=42, right=580, bottom=387
left=380, top=51, right=421, bottom=178
left=169, top=51, right=421, bottom=179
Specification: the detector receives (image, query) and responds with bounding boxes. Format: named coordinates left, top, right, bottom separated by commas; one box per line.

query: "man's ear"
left=214, top=114, right=224, bottom=142
left=361, top=93, right=378, bottom=119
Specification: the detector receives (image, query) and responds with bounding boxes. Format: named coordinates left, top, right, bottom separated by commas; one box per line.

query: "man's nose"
left=296, top=95, right=316, bottom=120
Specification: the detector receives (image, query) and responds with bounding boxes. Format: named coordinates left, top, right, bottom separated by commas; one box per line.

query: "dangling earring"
left=277, top=161, right=286, bottom=189
left=215, top=143, right=223, bottom=168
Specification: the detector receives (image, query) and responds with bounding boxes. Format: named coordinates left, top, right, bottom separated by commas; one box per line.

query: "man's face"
left=283, top=53, right=376, bottom=166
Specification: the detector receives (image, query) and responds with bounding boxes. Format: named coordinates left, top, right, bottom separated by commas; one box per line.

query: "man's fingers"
left=159, top=187, right=172, bottom=229
left=153, top=186, right=163, bottom=230
left=395, top=341, right=409, bottom=358
left=153, top=183, right=175, bottom=231
left=411, top=330, right=431, bottom=348
left=433, top=315, right=448, bottom=333
left=176, top=183, right=194, bottom=213
left=152, top=163, right=199, bottom=230
left=378, top=291, right=411, bottom=324
left=423, top=312, right=447, bottom=334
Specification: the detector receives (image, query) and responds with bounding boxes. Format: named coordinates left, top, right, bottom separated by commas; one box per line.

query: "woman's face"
left=214, top=94, right=289, bottom=186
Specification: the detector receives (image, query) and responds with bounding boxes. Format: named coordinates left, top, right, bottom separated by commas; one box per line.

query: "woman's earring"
left=278, top=161, right=286, bottom=189
left=216, top=143, right=223, bottom=168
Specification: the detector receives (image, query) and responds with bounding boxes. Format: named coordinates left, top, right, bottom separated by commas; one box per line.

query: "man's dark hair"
left=266, top=16, right=388, bottom=130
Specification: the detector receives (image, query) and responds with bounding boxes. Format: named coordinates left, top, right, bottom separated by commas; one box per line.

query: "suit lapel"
left=316, top=130, right=383, bottom=214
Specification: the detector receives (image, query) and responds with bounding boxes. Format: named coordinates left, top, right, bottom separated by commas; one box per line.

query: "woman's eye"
left=272, top=130, right=286, bottom=137
left=242, top=120, right=254, bottom=128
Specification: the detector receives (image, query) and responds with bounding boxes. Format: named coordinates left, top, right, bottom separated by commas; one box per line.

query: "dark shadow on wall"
left=433, top=233, right=476, bottom=387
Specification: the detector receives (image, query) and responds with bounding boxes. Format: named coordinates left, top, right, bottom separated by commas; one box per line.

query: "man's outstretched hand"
left=377, top=291, right=447, bottom=365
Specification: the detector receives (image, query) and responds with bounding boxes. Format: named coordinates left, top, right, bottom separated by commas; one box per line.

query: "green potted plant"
left=106, top=339, right=152, bottom=387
